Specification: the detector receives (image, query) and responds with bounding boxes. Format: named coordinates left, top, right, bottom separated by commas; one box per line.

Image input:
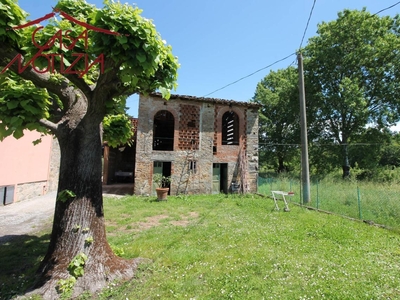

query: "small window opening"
left=188, top=160, right=197, bottom=174
left=222, top=111, right=239, bottom=145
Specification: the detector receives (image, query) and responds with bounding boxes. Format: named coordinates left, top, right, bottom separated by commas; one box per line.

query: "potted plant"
left=153, top=174, right=171, bottom=201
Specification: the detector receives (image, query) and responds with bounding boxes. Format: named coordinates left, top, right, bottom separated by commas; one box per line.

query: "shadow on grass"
left=102, top=184, right=134, bottom=196
left=0, top=233, right=50, bottom=300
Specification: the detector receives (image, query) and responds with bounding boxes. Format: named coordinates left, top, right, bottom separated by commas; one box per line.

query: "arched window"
left=153, top=110, right=174, bottom=151
left=222, top=111, right=239, bottom=145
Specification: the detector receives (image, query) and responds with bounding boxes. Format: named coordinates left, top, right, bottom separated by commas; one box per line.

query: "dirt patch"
left=136, top=212, right=199, bottom=230
left=137, top=214, right=169, bottom=231
left=106, top=212, right=199, bottom=235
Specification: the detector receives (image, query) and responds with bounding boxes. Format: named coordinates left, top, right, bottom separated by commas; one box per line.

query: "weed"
left=110, top=244, right=125, bottom=257
left=84, top=236, right=94, bottom=246
left=67, top=253, right=87, bottom=278
left=72, top=224, right=81, bottom=233
left=57, top=190, right=76, bottom=203
left=56, top=276, right=76, bottom=296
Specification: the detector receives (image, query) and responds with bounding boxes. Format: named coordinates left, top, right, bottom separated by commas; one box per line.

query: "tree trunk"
left=29, top=116, right=141, bottom=299
left=277, top=158, right=285, bottom=173
left=277, top=153, right=286, bottom=173
left=342, top=143, right=350, bottom=179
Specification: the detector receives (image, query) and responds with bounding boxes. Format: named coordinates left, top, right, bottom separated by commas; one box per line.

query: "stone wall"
left=246, top=107, right=260, bottom=193
left=16, top=181, right=48, bottom=201
left=135, top=94, right=259, bottom=196
left=13, top=137, right=60, bottom=202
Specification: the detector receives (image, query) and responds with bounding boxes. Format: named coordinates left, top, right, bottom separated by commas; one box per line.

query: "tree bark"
left=29, top=115, right=140, bottom=299
left=278, top=157, right=286, bottom=173
left=342, top=143, right=350, bottom=179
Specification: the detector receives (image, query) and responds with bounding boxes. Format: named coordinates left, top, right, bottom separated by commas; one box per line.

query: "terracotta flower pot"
left=156, top=187, right=169, bottom=201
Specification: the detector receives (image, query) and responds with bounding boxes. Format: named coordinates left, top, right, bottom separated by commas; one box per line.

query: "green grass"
left=1, top=193, right=400, bottom=299
left=101, top=194, right=400, bottom=300
left=258, top=176, right=400, bottom=229
left=0, top=234, right=50, bottom=299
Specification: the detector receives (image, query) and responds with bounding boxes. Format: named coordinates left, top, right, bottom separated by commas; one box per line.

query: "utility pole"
left=298, top=52, right=310, bottom=204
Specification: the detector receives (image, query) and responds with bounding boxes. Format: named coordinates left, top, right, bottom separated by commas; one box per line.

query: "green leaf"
left=118, top=35, right=127, bottom=44
left=136, top=52, right=146, bottom=63
left=57, top=190, right=76, bottom=203
left=10, top=116, right=22, bottom=126
left=103, top=113, right=134, bottom=147
left=12, top=128, right=23, bottom=139
left=159, top=87, right=171, bottom=100
left=130, top=76, right=138, bottom=87
left=32, top=138, right=42, bottom=145
left=6, top=100, right=18, bottom=109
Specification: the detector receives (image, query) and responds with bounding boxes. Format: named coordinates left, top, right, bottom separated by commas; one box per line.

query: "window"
left=153, top=110, right=174, bottom=151
left=222, top=111, right=239, bottom=145
left=188, top=160, right=197, bottom=173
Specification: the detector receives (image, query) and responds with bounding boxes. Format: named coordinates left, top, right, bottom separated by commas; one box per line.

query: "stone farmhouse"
left=1, top=93, right=259, bottom=204
left=131, top=93, right=260, bottom=196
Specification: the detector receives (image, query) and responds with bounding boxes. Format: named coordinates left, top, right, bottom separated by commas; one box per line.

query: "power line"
left=202, top=0, right=399, bottom=99
left=298, top=0, right=399, bottom=49
left=203, top=52, right=296, bottom=97
left=372, top=0, right=400, bottom=16
left=299, top=0, right=317, bottom=50
left=203, top=1, right=316, bottom=98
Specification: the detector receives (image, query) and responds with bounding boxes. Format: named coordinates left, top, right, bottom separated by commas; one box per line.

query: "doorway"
left=152, top=161, right=171, bottom=195
left=212, top=163, right=228, bottom=194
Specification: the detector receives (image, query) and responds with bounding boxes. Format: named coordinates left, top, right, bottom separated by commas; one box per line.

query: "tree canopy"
left=0, top=0, right=178, bottom=141
left=254, top=9, right=400, bottom=178
left=252, top=67, right=300, bottom=172
left=0, top=0, right=179, bottom=298
left=303, top=9, right=400, bottom=176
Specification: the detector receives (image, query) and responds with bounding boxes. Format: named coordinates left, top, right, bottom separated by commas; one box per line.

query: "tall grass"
left=258, top=176, right=400, bottom=229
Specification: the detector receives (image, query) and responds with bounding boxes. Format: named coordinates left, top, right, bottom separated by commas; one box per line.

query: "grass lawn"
left=1, top=193, right=400, bottom=299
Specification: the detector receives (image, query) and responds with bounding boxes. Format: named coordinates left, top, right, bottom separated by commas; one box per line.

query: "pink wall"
left=0, top=131, right=53, bottom=186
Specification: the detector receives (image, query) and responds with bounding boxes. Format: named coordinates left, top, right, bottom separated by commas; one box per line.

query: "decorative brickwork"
left=178, top=104, right=200, bottom=150
left=131, top=118, right=138, bottom=137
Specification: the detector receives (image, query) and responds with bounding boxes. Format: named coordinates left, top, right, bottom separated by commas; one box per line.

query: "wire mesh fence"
left=257, top=175, right=400, bottom=230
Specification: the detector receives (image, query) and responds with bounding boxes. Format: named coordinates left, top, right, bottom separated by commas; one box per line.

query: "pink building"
left=0, top=130, right=59, bottom=204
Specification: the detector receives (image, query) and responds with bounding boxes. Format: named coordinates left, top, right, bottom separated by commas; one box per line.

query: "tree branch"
left=0, top=47, right=80, bottom=109
left=64, top=73, right=93, bottom=96
left=39, top=118, right=58, bottom=132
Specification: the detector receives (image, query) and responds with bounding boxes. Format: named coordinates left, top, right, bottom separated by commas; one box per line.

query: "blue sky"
left=16, top=0, right=400, bottom=117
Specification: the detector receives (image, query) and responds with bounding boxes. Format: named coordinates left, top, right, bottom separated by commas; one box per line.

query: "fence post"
left=316, top=180, right=319, bottom=210
left=299, top=180, right=302, bottom=204
left=357, top=186, right=362, bottom=220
